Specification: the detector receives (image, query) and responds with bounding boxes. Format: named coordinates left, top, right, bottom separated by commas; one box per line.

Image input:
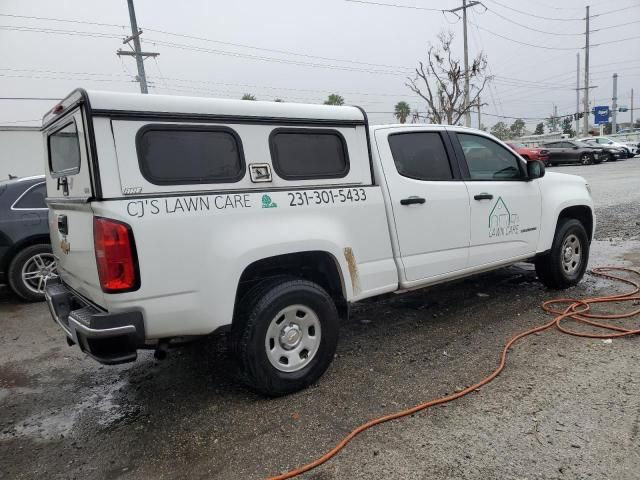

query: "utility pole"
left=447, top=0, right=481, bottom=127
left=553, top=104, right=558, bottom=132
left=117, top=0, right=158, bottom=94
left=612, top=73, right=618, bottom=134
left=575, top=52, right=580, bottom=136
left=583, top=6, right=590, bottom=135
left=631, top=88, right=634, bottom=128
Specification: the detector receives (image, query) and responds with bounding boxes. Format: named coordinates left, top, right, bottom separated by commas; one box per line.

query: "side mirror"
left=573, top=146, right=579, bottom=149
left=527, top=160, right=545, bottom=180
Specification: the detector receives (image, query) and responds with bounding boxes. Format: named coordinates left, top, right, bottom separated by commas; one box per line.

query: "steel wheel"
left=21, top=253, right=57, bottom=295
left=561, top=234, right=582, bottom=276
left=265, top=304, right=321, bottom=373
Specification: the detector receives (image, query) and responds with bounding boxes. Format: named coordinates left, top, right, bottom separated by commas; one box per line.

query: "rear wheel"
left=535, top=219, right=589, bottom=290
left=7, top=244, right=58, bottom=301
left=231, top=277, right=339, bottom=396
left=580, top=153, right=593, bottom=165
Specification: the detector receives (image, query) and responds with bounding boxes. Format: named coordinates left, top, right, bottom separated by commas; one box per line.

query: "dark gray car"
left=0, top=176, right=56, bottom=301
left=541, top=140, right=603, bottom=166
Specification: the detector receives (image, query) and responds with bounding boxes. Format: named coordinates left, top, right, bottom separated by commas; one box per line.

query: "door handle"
left=474, top=193, right=494, bottom=201
left=400, top=196, right=426, bottom=206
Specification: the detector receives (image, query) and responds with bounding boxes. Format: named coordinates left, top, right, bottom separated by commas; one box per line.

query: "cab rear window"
left=48, top=121, right=81, bottom=175
left=136, top=125, right=245, bottom=185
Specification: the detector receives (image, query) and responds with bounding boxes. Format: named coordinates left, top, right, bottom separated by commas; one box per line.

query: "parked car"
left=578, top=136, right=634, bottom=158
left=43, top=89, right=594, bottom=396
left=541, top=140, right=603, bottom=166
left=0, top=175, right=56, bottom=301
left=578, top=139, right=626, bottom=162
left=506, top=143, right=551, bottom=166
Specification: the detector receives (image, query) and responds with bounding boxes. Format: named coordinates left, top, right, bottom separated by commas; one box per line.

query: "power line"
left=0, top=97, right=60, bottom=101
left=0, top=118, right=42, bottom=124
left=142, top=27, right=412, bottom=71
left=468, top=21, right=581, bottom=50
left=344, top=0, right=444, bottom=12
left=0, top=13, right=126, bottom=29
left=594, top=19, right=640, bottom=33
left=0, top=67, right=130, bottom=78
left=484, top=7, right=583, bottom=36
left=146, top=38, right=411, bottom=75
left=0, top=24, right=122, bottom=39
left=0, top=11, right=415, bottom=72
left=593, top=4, right=640, bottom=18
left=592, top=35, right=640, bottom=47
left=484, top=0, right=583, bottom=21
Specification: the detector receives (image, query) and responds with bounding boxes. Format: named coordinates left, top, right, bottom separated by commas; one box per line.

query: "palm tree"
left=324, top=94, right=344, bottom=106
left=394, top=101, right=411, bottom=124
left=241, top=93, right=256, bottom=101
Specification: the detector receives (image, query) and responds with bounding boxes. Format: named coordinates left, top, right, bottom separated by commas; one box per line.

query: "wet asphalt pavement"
left=1, top=158, right=640, bottom=480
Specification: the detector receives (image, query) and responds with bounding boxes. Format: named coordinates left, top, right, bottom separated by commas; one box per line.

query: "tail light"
left=93, top=217, right=140, bottom=293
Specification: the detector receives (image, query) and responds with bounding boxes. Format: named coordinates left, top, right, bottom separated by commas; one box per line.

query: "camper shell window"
left=136, top=125, right=246, bottom=185
left=48, top=120, right=81, bottom=176
left=269, top=128, right=350, bottom=180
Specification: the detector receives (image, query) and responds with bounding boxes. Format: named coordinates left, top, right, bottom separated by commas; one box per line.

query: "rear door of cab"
left=43, top=95, right=105, bottom=306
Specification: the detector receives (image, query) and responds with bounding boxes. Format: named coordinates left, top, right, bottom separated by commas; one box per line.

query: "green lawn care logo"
left=261, top=194, right=277, bottom=208
left=488, top=196, right=520, bottom=238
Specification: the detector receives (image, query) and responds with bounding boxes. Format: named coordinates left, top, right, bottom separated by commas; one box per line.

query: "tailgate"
left=43, top=94, right=105, bottom=306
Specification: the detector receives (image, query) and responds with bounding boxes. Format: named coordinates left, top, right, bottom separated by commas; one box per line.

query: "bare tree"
left=406, top=31, right=491, bottom=125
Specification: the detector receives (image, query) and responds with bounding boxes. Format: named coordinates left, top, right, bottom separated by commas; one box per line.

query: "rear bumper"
left=44, top=277, right=145, bottom=365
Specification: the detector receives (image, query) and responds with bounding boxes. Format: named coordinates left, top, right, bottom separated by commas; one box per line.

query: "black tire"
left=7, top=244, right=56, bottom=302
left=579, top=153, right=593, bottom=165
left=607, top=152, right=616, bottom=162
left=535, top=219, right=589, bottom=290
left=231, top=277, right=339, bottom=396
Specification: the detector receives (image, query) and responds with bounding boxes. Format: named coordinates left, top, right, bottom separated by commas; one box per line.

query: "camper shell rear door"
left=42, top=90, right=105, bottom=306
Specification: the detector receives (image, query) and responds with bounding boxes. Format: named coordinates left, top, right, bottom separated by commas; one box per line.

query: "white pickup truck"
left=43, top=90, right=594, bottom=396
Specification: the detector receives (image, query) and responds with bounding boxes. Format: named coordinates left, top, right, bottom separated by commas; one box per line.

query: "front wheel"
left=231, top=277, right=339, bottom=396
left=580, top=153, right=593, bottom=165
left=535, top=219, right=589, bottom=289
left=7, top=244, right=58, bottom=302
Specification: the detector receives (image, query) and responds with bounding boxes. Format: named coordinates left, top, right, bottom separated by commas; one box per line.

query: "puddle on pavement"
left=584, top=239, right=640, bottom=292
left=0, top=378, right=140, bottom=442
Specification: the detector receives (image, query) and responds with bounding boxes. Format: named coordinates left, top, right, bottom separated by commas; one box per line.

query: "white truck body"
left=42, top=90, right=594, bottom=394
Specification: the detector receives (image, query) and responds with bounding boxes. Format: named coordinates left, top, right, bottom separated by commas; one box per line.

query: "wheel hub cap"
left=265, top=304, right=322, bottom=373
left=561, top=234, right=582, bottom=275
left=280, top=324, right=302, bottom=350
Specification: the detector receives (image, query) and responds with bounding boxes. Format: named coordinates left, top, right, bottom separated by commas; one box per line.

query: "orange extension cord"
left=268, top=267, right=640, bottom=480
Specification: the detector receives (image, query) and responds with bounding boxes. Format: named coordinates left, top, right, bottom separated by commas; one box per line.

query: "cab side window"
left=388, top=132, right=453, bottom=181
left=458, top=133, right=524, bottom=180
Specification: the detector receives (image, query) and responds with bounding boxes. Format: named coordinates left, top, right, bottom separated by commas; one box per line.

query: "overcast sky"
left=1, top=0, right=639, bottom=130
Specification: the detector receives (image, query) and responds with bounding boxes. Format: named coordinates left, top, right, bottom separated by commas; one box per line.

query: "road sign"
left=593, top=106, right=610, bottom=124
